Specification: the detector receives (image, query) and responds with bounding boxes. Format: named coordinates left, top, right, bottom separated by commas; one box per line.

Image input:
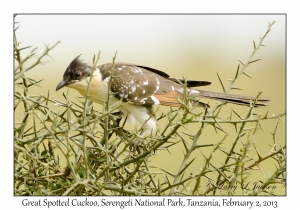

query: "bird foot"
left=129, top=137, right=145, bottom=153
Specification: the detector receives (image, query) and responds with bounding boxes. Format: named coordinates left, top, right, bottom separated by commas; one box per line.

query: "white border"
left=2, top=1, right=296, bottom=209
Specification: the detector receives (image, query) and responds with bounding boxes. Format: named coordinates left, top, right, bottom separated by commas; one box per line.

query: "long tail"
left=192, top=90, right=271, bottom=107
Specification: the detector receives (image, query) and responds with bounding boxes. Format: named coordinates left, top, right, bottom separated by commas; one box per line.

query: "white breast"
left=68, top=69, right=118, bottom=105
left=120, top=104, right=156, bottom=135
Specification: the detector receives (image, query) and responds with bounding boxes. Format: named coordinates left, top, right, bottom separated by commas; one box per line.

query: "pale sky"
left=15, top=15, right=285, bottom=115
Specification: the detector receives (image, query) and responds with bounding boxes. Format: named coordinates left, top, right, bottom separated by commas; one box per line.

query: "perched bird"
left=56, top=55, right=271, bottom=134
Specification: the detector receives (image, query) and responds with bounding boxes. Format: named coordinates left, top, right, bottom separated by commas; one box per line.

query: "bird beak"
left=56, top=80, right=67, bottom=91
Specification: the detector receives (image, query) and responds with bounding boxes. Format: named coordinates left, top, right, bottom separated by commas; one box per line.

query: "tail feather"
left=168, top=78, right=212, bottom=87
left=192, top=90, right=271, bottom=107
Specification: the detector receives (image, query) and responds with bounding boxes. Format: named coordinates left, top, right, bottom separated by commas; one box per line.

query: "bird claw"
left=129, top=137, right=146, bottom=153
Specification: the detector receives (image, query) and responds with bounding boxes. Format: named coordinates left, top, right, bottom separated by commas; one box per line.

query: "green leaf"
left=41, top=150, right=48, bottom=156
left=259, top=123, right=265, bottom=133
left=234, top=64, right=240, bottom=79
left=231, top=109, right=243, bottom=120
left=159, top=168, right=175, bottom=178
left=46, top=90, right=49, bottom=106
left=18, top=45, right=32, bottom=51
left=248, top=59, right=261, bottom=64
left=231, top=87, right=242, bottom=90
left=194, top=144, right=214, bottom=149
left=253, top=40, right=256, bottom=50
left=238, top=60, right=244, bottom=66
left=243, top=72, right=252, bottom=79
left=178, top=157, right=196, bottom=175
left=216, top=72, right=225, bottom=93
left=96, top=158, right=106, bottom=163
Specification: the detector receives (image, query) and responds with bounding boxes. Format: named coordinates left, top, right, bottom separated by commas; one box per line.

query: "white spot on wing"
left=143, top=80, right=149, bottom=85
left=118, top=67, right=122, bottom=71
left=190, top=89, right=199, bottom=95
left=132, top=69, right=140, bottom=73
left=171, top=86, right=175, bottom=91
left=156, top=85, right=159, bottom=92
left=104, top=76, right=110, bottom=83
left=142, top=90, right=146, bottom=94
left=134, top=96, right=138, bottom=100
left=156, top=77, right=160, bottom=85
left=177, top=88, right=183, bottom=94
left=131, top=85, right=136, bottom=92
left=150, top=96, right=160, bottom=105
left=177, top=88, right=199, bottom=96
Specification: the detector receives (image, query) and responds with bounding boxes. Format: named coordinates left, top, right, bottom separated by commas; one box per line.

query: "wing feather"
left=102, top=62, right=210, bottom=107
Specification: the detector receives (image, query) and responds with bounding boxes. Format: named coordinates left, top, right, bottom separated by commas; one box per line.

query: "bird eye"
left=75, top=71, right=81, bottom=78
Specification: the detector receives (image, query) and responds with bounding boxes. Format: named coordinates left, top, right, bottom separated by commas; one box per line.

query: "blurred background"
left=15, top=14, right=286, bottom=195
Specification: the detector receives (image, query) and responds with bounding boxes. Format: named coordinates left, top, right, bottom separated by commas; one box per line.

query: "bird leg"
left=100, top=111, right=123, bottom=145
left=129, top=130, right=146, bottom=153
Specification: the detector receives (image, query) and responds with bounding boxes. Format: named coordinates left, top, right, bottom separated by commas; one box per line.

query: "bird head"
left=56, top=55, right=91, bottom=91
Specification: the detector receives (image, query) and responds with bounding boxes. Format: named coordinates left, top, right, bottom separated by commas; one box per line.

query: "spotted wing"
left=136, top=65, right=211, bottom=87
left=106, top=63, right=164, bottom=105
left=99, top=63, right=206, bottom=107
